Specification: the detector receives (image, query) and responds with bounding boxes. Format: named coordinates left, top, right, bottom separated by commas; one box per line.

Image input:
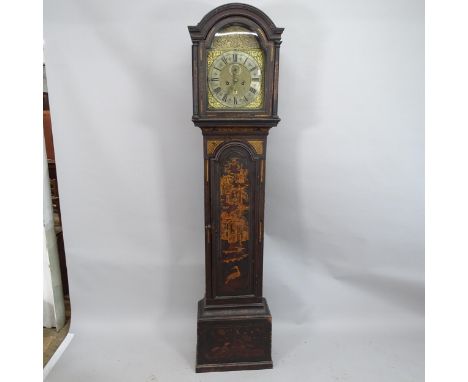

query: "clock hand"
left=231, top=70, right=239, bottom=96
left=226, top=73, right=236, bottom=96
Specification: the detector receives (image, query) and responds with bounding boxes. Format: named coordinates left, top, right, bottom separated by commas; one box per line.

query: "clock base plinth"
left=196, top=298, right=273, bottom=373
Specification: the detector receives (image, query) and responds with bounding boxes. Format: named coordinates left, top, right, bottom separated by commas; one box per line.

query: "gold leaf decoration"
left=247, top=140, right=264, bottom=155
left=206, top=140, right=224, bottom=154
left=220, top=158, right=250, bottom=274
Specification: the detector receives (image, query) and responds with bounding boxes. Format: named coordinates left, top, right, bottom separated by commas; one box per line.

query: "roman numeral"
left=234, top=97, right=237, bottom=105
left=244, top=57, right=248, bottom=64
left=214, top=87, right=221, bottom=93
left=250, top=66, right=257, bottom=72
left=222, top=94, right=228, bottom=102
left=251, top=78, right=260, bottom=82
left=214, top=66, right=222, bottom=71
left=222, top=56, right=228, bottom=65
left=249, top=87, right=257, bottom=94
left=210, top=78, right=219, bottom=81
left=233, top=53, right=237, bottom=62
left=244, top=96, right=249, bottom=102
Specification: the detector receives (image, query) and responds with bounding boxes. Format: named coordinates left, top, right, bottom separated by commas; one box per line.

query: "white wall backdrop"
left=44, top=0, right=424, bottom=381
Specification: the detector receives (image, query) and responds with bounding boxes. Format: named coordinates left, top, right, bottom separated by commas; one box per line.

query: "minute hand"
left=229, top=71, right=239, bottom=95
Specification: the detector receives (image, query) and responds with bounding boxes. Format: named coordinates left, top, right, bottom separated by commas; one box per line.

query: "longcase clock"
left=188, top=3, right=284, bottom=373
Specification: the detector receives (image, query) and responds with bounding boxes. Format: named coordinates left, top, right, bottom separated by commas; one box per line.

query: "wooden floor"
left=43, top=297, right=71, bottom=367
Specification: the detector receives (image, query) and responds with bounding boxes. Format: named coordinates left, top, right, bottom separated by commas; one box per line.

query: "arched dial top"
left=208, top=50, right=262, bottom=108
left=188, top=3, right=284, bottom=126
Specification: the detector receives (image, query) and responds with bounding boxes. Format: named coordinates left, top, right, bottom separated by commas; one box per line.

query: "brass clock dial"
left=208, top=50, right=262, bottom=108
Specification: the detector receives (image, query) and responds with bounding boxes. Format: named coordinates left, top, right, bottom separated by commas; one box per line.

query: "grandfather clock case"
left=188, top=4, right=284, bottom=373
